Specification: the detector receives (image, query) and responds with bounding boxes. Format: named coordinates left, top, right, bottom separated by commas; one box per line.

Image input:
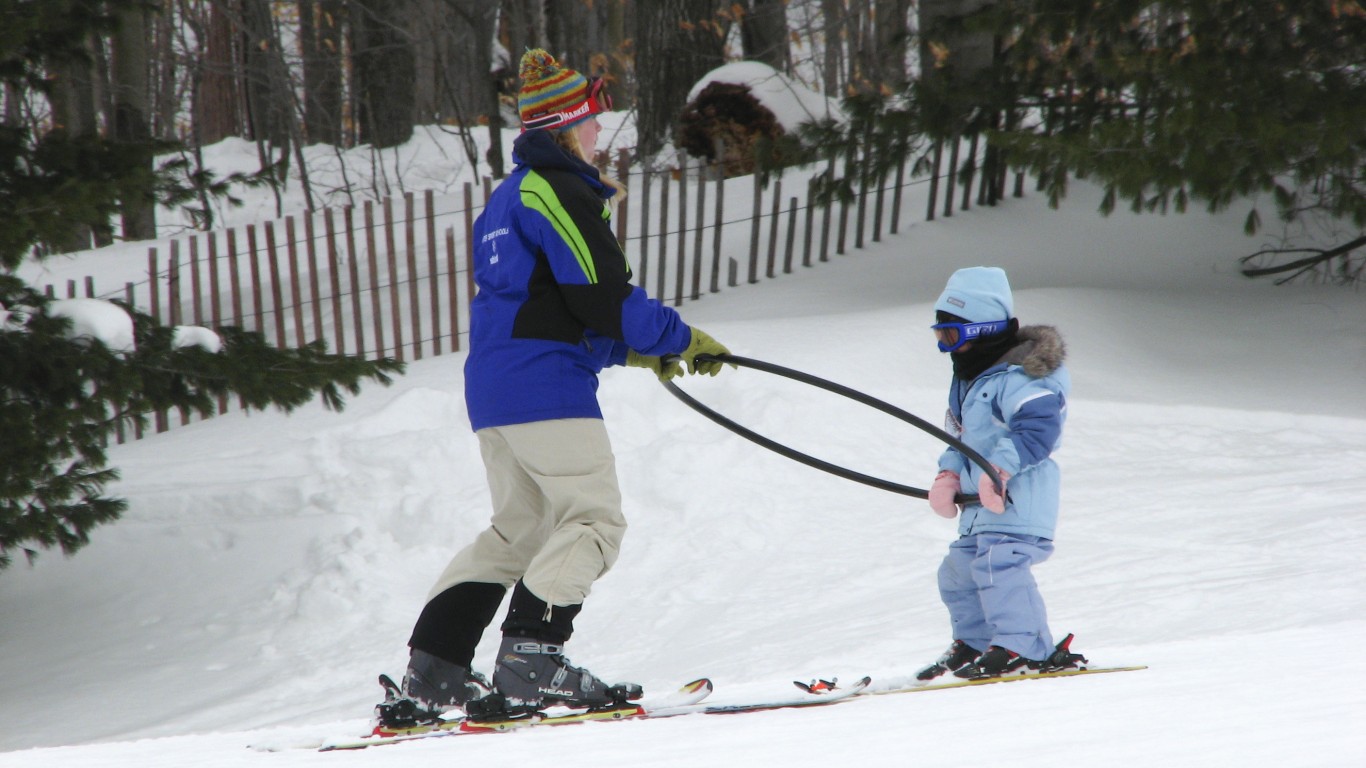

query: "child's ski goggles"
left=931, top=319, right=1009, bottom=352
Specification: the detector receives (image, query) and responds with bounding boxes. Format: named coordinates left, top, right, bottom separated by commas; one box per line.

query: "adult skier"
left=387, top=49, right=731, bottom=722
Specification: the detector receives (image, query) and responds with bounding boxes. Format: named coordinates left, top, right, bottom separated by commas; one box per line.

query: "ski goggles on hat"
left=931, top=319, right=1009, bottom=352
left=588, top=76, right=612, bottom=112
left=522, top=77, right=613, bottom=131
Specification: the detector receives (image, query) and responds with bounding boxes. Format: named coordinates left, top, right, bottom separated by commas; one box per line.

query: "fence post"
left=872, top=163, right=886, bottom=243
left=766, top=178, right=782, bottom=278
left=343, top=206, right=366, bottom=358
left=803, top=177, right=816, bottom=268
left=960, top=133, right=978, bottom=213
left=748, top=180, right=761, bottom=283
left=891, top=154, right=906, bottom=233
left=945, top=136, right=960, bottom=218
left=404, top=192, right=422, bottom=360
left=674, top=156, right=688, bottom=306
left=783, top=196, right=797, bottom=274
left=927, top=140, right=941, bottom=222
left=364, top=201, right=386, bottom=358
left=168, top=239, right=182, bottom=326
left=324, top=208, right=347, bottom=356
left=425, top=190, right=441, bottom=357
left=383, top=197, right=405, bottom=362
left=125, top=281, right=142, bottom=440
left=855, top=159, right=868, bottom=250
left=205, top=232, right=228, bottom=415
left=284, top=217, right=306, bottom=346
left=709, top=163, right=724, bottom=293
left=691, top=156, right=706, bottom=301
left=226, top=228, right=243, bottom=327
left=463, top=182, right=476, bottom=316
left=638, top=164, right=651, bottom=289
left=820, top=157, right=834, bottom=261
left=615, top=149, right=630, bottom=249
left=188, top=235, right=203, bottom=325
left=303, top=214, right=325, bottom=346
left=207, top=231, right=222, bottom=331
left=656, top=167, right=669, bottom=298
left=263, top=222, right=287, bottom=347
left=837, top=151, right=852, bottom=255
left=148, top=248, right=167, bottom=433
left=446, top=225, right=460, bottom=352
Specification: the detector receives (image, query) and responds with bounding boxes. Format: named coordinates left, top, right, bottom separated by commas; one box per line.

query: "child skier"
left=916, top=266, right=1084, bottom=680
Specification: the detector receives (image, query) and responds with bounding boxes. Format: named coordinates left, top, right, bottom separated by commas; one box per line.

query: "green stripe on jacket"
left=521, top=170, right=598, bottom=283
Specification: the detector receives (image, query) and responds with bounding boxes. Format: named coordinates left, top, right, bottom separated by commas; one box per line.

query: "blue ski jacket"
left=464, top=130, right=691, bottom=430
left=939, top=325, right=1070, bottom=540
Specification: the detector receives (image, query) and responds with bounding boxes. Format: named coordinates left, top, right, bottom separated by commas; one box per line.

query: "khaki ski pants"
left=427, top=418, right=626, bottom=608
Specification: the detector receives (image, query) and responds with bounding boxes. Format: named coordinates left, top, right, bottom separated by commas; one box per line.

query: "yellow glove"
left=681, top=327, right=731, bottom=376
left=626, top=350, right=683, bottom=382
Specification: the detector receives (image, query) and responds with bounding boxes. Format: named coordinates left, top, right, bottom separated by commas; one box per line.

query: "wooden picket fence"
left=43, top=138, right=1021, bottom=440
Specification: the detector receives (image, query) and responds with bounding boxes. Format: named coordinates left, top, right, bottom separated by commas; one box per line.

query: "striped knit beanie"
left=518, top=49, right=598, bottom=131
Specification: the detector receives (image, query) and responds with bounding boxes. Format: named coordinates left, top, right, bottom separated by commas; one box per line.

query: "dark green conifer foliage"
left=0, top=278, right=404, bottom=570
left=976, top=0, right=1366, bottom=283
left=0, top=6, right=407, bottom=570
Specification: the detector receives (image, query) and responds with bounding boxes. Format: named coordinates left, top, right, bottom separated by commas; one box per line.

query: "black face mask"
left=950, top=318, right=1019, bottom=381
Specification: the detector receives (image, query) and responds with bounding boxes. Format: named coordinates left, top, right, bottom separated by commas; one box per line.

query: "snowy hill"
left=1, top=166, right=1364, bottom=767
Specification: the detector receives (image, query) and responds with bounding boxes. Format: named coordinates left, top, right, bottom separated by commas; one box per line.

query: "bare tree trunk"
left=739, top=0, right=789, bottom=73
left=352, top=0, right=416, bottom=148
left=47, top=49, right=101, bottom=252
left=872, top=0, right=911, bottom=92
left=602, top=0, right=629, bottom=108
left=634, top=0, right=727, bottom=159
left=409, top=0, right=438, bottom=125
left=501, top=0, right=546, bottom=66
left=302, top=0, right=344, bottom=145
left=194, top=0, right=241, bottom=143
left=113, top=1, right=157, bottom=241
left=154, top=0, right=179, bottom=140
left=821, top=0, right=843, bottom=96
left=241, top=0, right=290, bottom=146
left=439, top=0, right=502, bottom=176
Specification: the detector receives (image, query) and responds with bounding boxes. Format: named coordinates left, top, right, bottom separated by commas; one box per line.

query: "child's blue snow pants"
left=938, top=531, right=1055, bottom=661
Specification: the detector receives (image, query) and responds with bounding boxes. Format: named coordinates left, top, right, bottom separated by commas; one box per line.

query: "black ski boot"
left=1032, top=633, right=1088, bottom=672
left=487, top=636, right=642, bottom=712
left=916, top=640, right=981, bottom=681
left=374, top=650, right=491, bottom=730
left=953, top=645, right=1030, bottom=679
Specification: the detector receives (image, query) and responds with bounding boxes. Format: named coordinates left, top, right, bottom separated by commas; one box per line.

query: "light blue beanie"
left=934, top=267, right=1014, bottom=323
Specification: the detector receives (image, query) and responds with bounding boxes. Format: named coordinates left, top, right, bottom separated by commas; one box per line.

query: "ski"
left=702, top=675, right=871, bottom=715
left=318, top=677, right=713, bottom=751
left=868, top=664, right=1148, bottom=697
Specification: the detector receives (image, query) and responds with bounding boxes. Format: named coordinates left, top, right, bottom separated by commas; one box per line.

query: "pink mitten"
left=928, top=471, right=961, bottom=518
left=978, top=467, right=1012, bottom=513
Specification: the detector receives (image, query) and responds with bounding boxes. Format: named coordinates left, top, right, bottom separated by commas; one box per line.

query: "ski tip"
left=681, top=678, right=714, bottom=695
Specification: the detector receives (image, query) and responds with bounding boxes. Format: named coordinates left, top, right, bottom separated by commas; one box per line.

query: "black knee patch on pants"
left=409, top=582, right=507, bottom=668
left=499, top=579, right=581, bottom=643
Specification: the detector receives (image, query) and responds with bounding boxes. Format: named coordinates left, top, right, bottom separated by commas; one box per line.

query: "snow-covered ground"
left=2, top=129, right=1365, bottom=766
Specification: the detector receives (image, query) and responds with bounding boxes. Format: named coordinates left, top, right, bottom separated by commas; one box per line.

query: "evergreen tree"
left=0, top=4, right=406, bottom=570
left=976, top=0, right=1366, bottom=283
left=0, top=277, right=403, bottom=571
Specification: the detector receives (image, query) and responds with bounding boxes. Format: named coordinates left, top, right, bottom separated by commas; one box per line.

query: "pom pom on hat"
left=934, top=267, right=1014, bottom=323
left=518, top=48, right=596, bottom=130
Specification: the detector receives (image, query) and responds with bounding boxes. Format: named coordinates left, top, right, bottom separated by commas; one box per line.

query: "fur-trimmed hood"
left=1001, top=324, right=1066, bottom=378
